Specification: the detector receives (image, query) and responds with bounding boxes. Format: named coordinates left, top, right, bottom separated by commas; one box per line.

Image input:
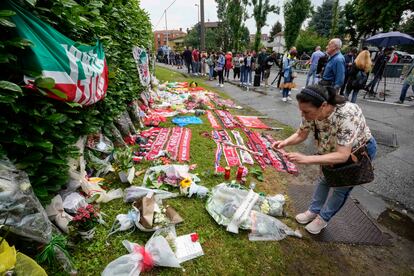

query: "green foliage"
left=113, top=146, right=134, bottom=171
left=184, top=25, right=221, bottom=51
left=36, top=234, right=71, bottom=268
left=284, top=0, right=312, bottom=50
left=269, top=21, right=282, bottom=43
left=0, top=0, right=152, bottom=202
left=295, top=30, right=329, bottom=54
left=215, top=0, right=250, bottom=51
left=337, top=0, right=413, bottom=46
left=308, top=0, right=335, bottom=37
left=251, top=0, right=279, bottom=52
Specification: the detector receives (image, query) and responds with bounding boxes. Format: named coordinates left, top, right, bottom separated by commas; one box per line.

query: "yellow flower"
left=180, top=178, right=192, bottom=188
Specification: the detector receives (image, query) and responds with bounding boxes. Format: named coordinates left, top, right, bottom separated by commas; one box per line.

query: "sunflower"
left=180, top=177, right=192, bottom=188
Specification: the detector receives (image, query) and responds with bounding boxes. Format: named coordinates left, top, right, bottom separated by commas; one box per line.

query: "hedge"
left=0, top=0, right=152, bottom=202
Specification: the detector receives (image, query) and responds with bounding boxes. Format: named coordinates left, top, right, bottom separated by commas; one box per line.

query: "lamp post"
left=195, top=4, right=200, bottom=23
left=164, top=0, right=177, bottom=65
left=200, top=0, right=205, bottom=51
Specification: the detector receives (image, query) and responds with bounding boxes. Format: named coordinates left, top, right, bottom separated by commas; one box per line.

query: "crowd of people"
left=155, top=37, right=414, bottom=235
left=158, top=39, right=413, bottom=104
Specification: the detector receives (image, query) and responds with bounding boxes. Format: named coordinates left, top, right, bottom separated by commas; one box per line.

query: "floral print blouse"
left=299, top=102, right=372, bottom=154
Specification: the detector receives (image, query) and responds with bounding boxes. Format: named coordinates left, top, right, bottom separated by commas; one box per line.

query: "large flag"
left=5, top=0, right=108, bottom=106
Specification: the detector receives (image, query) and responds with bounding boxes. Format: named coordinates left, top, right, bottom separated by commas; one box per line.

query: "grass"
left=45, top=65, right=411, bottom=275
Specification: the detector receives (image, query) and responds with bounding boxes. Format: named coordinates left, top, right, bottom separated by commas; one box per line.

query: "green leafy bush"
left=0, top=0, right=152, bottom=202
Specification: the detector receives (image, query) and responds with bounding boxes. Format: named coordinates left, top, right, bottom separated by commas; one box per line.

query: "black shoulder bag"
left=314, top=124, right=375, bottom=187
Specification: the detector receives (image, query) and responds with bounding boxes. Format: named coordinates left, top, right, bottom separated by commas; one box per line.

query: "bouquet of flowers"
left=68, top=204, right=100, bottom=240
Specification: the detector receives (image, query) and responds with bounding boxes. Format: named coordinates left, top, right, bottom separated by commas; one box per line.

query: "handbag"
left=321, top=145, right=374, bottom=187
left=314, top=124, right=374, bottom=187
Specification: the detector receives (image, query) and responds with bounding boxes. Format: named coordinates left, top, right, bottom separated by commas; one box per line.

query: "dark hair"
left=296, top=84, right=346, bottom=107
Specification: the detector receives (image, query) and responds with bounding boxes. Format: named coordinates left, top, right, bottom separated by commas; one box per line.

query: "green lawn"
left=51, top=65, right=387, bottom=275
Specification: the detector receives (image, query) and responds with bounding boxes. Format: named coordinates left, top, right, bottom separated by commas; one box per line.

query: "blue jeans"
left=306, top=66, right=317, bottom=86
left=244, top=67, right=252, bottom=84
left=209, top=65, right=214, bottom=79
left=240, top=65, right=246, bottom=83
left=309, top=137, right=377, bottom=222
left=282, top=87, right=291, bottom=97
left=345, top=88, right=360, bottom=103
left=399, top=81, right=414, bottom=103
left=192, top=61, right=198, bottom=74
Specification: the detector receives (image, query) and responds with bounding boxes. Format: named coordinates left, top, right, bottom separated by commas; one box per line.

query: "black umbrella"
left=365, top=31, right=414, bottom=47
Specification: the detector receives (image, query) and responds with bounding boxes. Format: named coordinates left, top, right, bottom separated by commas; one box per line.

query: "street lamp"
left=195, top=4, right=200, bottom=24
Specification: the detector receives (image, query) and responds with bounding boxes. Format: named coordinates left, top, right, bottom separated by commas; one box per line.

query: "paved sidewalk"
left=158, top=63, right=414, bottom=214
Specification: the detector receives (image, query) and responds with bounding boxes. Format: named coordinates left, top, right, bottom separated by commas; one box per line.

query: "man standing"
left=340, top=48, right=358, bottom=95
left=306, top=46, right=325, bottom=86
left=192, top=48, right=200, bottom=75
left=257, top=48, right=268, bottom=81
left=183, top=46, right=193, bottom=74
left=395, top=61, right=414, bottom=104
left=320, top=38, right=346, bottom=92
left=263, top=52, right=277, bottom=87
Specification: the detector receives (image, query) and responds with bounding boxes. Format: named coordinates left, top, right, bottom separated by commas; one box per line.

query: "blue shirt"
left=310, top=50, right=325, bottom=69
left=322, top=52, right=345, bottom=89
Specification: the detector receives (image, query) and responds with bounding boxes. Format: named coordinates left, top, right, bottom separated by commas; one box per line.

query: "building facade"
left=153, top=29, right=186, bottom=51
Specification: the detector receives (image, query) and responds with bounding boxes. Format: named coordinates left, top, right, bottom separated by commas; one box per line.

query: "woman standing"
left=273, top=85, right=377, bottom=234
left=345, top=50, right=371, bottom=103
left=280, top=48, right=297, bottom=102
left=224, top=52, right=233, bottom=81
left=206, top=52, right=215, bottom=81
left=233, top=53, right=241, bottom=80
left=216, top=51, right=225, bottom=87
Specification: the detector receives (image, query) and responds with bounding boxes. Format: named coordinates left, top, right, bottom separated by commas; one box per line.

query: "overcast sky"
left=140, top=0, right=349, bottom=35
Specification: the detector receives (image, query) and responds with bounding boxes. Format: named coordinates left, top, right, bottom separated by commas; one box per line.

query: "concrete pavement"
left=157, top=63, right=414, bottom=215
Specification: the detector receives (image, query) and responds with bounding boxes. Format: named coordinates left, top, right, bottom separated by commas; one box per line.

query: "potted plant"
left=113, top=147, right=135, bottom=183
left=68, top=204, right=99, bottom=240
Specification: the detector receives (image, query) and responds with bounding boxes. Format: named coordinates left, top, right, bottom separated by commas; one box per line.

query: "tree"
left=284, top=0, right=312, bottom=50
left=215, top=0, right=249, bottom=51
left=184, top=25, right=221, bottom=51
left=269, top=21, right=282, bottom=42
left=251, top=0, right=278, bottom=52
left=295, top=30, right=329, bottom=54
left=330, top=0, right=339, bottom=36
left=339, top=0, right=413, bottom=47
left=308, top=0, right=335, bottom=38
left=340, top=1, right=358, bottom=46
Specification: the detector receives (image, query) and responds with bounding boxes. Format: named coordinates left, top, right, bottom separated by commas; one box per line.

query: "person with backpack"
left=206, top=52, right=215, bottom=81
left=216, top=51, right=225, bottom=87
left=345, top=50, right=371, bottom=103
left=280, top=48, right=298, bottom=102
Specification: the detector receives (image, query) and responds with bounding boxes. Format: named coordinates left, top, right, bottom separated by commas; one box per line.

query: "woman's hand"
left=272, top=140, right=288, bottom=149
left=285, top=152, right=310, bottom=164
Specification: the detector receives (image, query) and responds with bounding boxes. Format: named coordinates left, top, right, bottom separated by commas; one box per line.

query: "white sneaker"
left=287, top=96, right=292, bottom=101
left=220, top=84, right=224, bottom=88
left=282, top=97, right=287, bottom=102
left=305, top=215, right=328, bottom=234
left=295, top=210, right=317, bottom=224
left=216, top=83, right=221, bottom=87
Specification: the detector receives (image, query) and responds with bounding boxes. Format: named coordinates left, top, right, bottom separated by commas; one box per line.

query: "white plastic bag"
left=45, top=195, right=73, bottom=233
left=62, top=192, right=87, bottom=214
left=124, top=186, right=178, bottom=203
left=81, top=177, right=123, bottom=203
left=102, top=235, right=180, bottom=276
left=248, top=210, right=302, bottom=241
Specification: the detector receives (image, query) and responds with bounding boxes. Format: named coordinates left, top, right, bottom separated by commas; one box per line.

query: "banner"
left=236, top=116, right=269, bottom=129
left=6, top=0, right=108, bottom=106
left=132, top=47, right=150, bottom=87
